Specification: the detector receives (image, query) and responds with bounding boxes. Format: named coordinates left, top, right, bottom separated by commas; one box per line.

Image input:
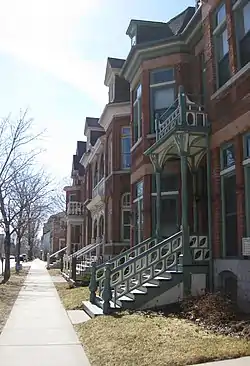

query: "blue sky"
left=0, top=0, right=194, bottom=186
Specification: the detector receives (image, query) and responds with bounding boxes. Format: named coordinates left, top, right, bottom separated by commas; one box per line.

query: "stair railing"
left=102, top=231, right=183, bottom=312
left=95, top=236, right=157, bottom=294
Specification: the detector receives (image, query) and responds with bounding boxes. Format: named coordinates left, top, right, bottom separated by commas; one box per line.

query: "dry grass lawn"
left=76, top=312, right=250, bottom=366
left=55, top=282, right=90, bottom=310
left=0, top=268, right=30, bottom=333
left=48, top=268, right=62, bottom=276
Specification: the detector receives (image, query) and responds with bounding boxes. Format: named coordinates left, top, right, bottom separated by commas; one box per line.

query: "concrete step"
left=82, top=300, right=103, bottom=318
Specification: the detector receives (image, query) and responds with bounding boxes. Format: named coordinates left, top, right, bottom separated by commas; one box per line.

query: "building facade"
left=65, top=0, right=250, bottom=311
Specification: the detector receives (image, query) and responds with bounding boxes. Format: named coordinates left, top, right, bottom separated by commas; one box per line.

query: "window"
left=134, top=181, right=143, bottom=244
left=121, top=127, right=131, bottom=169
left=121, top=193, right=131, bottom=241
left=107, top=134, right=112, bottom=174
left=243, top=133, right=250, bottom=236
left=99, top=154, right=104, bottom=179
left=150, top=68, right=175, bottom=132
left=93, top=161, right=98, bottom=187
left=213, top=3, right=230, bottom=88
left=220, top=143, right=237, bottom=257
left=69, top=194, right=77, bottom=202
left=133, top=84, right=142, bottom=143
left=234, top=0, right=250, bottom=68
left=221, top=144, right=235, bottom=169
left=244, top=133, right=250, bottom=159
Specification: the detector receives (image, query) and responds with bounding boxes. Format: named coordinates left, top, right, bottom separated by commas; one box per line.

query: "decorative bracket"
left=150, top=153, right=162, bottom=172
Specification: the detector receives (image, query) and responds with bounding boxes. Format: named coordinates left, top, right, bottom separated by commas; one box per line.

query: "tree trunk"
left=3, top=230, right=11, bottom=283
left=16, top=235, right=21, bottom=273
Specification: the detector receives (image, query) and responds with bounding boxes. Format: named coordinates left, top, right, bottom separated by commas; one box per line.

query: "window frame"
left=233, top=0, right=250, bottom=69
left=121, top=126, right=131, bottom=170
left=150, top=68, right=176, bottom=133
left=213, top=2, right=230, bottom=89
left=220, top=143, right=238, bottom=257
left=133, top=181, right=144, bottom=244
left=132, top=84, right=142, bottom=143
left=121, top=193, right=131, bottom=241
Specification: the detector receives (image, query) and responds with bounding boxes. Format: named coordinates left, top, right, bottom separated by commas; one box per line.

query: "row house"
left=65, top=58, right=131, bottom=260
left=67, top=0, right=250, bottom=313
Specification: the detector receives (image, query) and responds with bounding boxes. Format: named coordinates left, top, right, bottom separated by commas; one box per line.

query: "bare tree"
left=9, top=169, right=54, bottom=270
left=0, top=110, right=44, bottom=283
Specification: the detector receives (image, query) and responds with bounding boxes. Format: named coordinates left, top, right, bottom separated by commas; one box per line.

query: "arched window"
left=121, top=193, right=131, bottom=241
left=99, top=154, right=104, bottom=180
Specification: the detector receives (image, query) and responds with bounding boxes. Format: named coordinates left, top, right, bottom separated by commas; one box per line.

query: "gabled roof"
left=167, top=7, right=195, bottom=35
left=126, top=7, right=195, bottom=38
left=104, top=57, right=126, bottom=86
left=121, top=6, right=199, bottom=80
left=108, top=57, right=125, bottom=69
left=76, top=141, right=86, bottom=158
left=84, top=117, right=102, bottom=135
left=126, top=19, right=167, bottom=37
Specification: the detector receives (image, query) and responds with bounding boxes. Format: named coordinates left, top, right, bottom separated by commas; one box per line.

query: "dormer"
left=125, top=8, right=196, bottom=48
left=84, top=117, right=105, bottom=151
left=104, top=58, right=130, bottom=103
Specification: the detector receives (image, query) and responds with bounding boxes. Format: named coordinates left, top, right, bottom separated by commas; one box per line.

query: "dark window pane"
left=161, top=174, right=179, bottom=191
left=123, top=226, right=130, bottom=240
left=246, top=136, right=250, bottom=158
left=218, top=53, right=230, bottom=87
left=123, top=211, right=130, bottom=225
left=222, top=145, right=235, bottom=169
left=240, top=30, right=250, bottom=68
left=150, top=68, right=174, bottom=85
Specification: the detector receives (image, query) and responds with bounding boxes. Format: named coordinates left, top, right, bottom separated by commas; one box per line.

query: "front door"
left=160, top=196, right=179, bottom=238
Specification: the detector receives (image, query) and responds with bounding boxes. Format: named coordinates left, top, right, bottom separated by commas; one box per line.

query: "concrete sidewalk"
left=193, top=358, right=250, bottom=365
left=0, top=259, right=90, bottom=366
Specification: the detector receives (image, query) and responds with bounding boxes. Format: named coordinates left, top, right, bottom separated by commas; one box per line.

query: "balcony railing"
left=92, top=177, right=105, bottom=199
left=155, top=86, right=209, bottom=142
left=67, top=201, right=84, bottom=216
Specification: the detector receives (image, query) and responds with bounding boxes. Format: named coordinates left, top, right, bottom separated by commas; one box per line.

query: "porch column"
left=66, top=223, right=72, bottom=255
left=175, top=86, right=192, bottom=297
left=191, top=162, right=198, bottom=233
left=155, top=171, right=161, bottom=239
left=150, top=154, right=162, bottom=240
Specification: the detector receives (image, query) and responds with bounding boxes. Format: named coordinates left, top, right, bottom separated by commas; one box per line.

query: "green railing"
left=94, top=236, right=157, bottom=295
left=89, top=231, right=183, bottom=313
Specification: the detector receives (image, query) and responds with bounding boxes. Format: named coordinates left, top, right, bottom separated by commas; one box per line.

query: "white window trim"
left=220, top=165, right=236, bottom=176
left=133, top=85, right=142, bottom=142
left=151, top=191, right=179, bottom=196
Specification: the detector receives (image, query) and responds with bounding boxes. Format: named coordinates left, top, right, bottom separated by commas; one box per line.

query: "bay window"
left=150, top=68, right=175, bottom=132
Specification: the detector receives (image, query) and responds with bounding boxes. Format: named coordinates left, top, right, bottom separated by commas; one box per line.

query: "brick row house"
left=65, top=0, right=250, bottom=313
left=65, top=58, right=131, bottom=260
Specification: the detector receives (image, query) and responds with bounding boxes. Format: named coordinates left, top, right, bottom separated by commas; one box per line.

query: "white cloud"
left=0, top=0, right=107, bottom=106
